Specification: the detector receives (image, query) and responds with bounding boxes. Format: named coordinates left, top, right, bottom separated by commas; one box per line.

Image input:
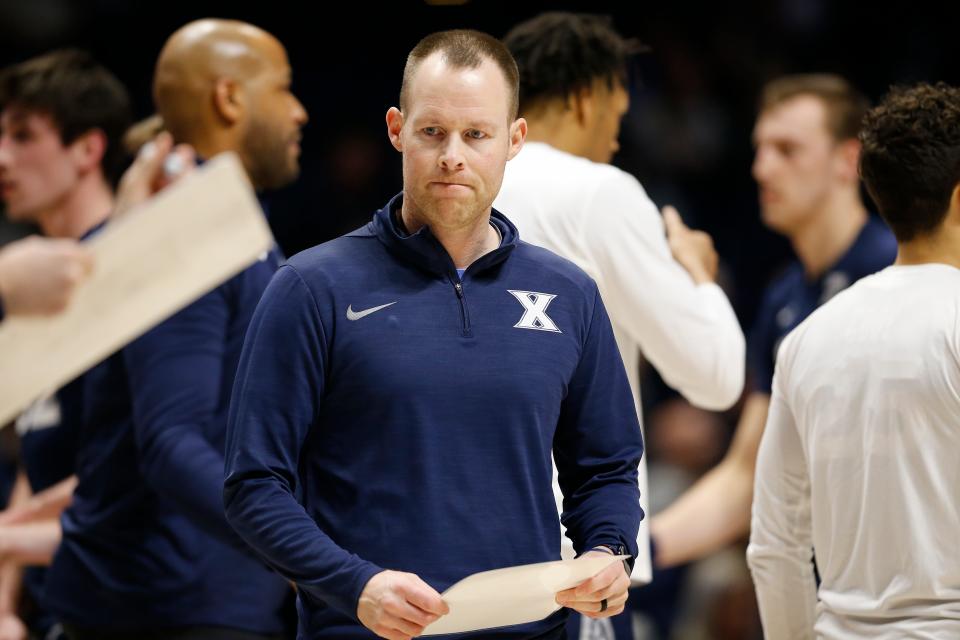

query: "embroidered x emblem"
left=508, top=290, right=562, bottom=333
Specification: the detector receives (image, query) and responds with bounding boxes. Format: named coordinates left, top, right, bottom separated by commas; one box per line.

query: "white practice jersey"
left=749, top=264, right=960, bottom=639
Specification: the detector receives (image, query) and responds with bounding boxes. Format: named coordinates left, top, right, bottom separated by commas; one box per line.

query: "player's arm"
left=554, top=286, right=644, bottom=577
left=583, top=175, right=744, bottom=410
left=650, top=392, right=769, bottom=568
left=123, top=286, right=248, bottom=548
left=746, top=359, right=816, bottom=639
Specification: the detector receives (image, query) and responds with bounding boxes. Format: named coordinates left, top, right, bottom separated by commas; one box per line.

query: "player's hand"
left=662, top=205, right=719, bottom=284
left=0, top=236, right=93, bottom=316
left=114, top=131, right=196, bottom=217
left=0, top=613, right=27, bottom=640
left=357, top=570, right=449, bottom=639
left=555, top=549, right=630, bottom=619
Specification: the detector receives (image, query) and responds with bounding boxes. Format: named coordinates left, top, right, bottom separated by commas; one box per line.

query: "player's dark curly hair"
left=503, top=12, right=646, bottom=115
left=859, top=82, right=960, bottom=242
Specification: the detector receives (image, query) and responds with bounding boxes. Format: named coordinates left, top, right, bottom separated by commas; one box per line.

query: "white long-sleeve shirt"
left=495, top=142, right=746, bottom=582
left=748, top=264, right=960, bottom=639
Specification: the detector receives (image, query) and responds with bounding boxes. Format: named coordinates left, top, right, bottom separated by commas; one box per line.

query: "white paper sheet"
left=0, top=153, right=273, bottom=426
left=422, top=554, right=628, bottom=636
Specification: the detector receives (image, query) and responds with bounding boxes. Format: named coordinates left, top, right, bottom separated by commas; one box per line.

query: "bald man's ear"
left=386, top=107, right=404, bottom=152
left=213, top=78, right=244, bottom=125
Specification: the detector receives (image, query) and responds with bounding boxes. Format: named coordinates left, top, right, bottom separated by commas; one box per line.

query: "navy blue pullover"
left=45, top=234, right=290, bottom=633
left=224, top=195, right=644, bottom=638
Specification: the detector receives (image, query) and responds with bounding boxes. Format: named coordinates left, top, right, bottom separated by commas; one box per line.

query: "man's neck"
left=37, top=176, right=114, bottom=239
left=399, top=201, right=500, bottom=270
left=523, top=110, right=586, bottom=160
left=790, top=189, right=868, bottom=278
left=896, top=223, right=960, bottom=270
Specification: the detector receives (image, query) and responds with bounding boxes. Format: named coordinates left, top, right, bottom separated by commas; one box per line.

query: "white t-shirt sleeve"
left=580, top=170, right=745, bottom=410
left=747, top=335, right=817, bottom=639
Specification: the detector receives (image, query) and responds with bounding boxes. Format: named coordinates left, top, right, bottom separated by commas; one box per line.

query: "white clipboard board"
left=0, top=153, right=273, bottom=426
left=422, top=554, right=628, bottom=635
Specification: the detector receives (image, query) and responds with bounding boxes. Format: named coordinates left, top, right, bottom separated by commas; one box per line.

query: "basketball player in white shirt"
left=749, top=81, right=960, bottom=639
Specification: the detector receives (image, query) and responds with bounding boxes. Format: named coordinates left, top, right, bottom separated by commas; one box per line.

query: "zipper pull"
left=454, top=282, right=464, bottom=298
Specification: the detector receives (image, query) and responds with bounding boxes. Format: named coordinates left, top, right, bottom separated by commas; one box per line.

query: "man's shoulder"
left=759, top=262, right=805, bottom=309
left=846, top=217, right=898, bottom=271
left=510, top=143, right=640, bottom=190
left=511, top=240, right=599, bottom=296
left=286, top=223, right=378, bottom=274
left=778, top=272, right=880, bottom=364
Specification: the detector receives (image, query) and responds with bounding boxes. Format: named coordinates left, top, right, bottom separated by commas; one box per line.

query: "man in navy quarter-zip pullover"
left=224, top=29, right=644, bottom=640
left=44, top=19, right=308, bottom=640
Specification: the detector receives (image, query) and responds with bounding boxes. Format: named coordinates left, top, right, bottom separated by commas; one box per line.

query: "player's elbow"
left=667, top=339, right=746, bottom=411
left=745, top=538, right=785, bottom=586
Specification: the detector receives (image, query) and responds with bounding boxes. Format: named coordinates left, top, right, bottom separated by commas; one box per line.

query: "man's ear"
left=506, top=117, right=527, bottom=161
left=569, top=86, right=594, bottom=128
left=69, top=128, right=107, bottom=175
left=835, top=138, right=862, bottom=184
left=945, top=183, right=960, bottom=230
left=213, top=78, right=244, bottom=125
left=386, top=107, right=404, bottom=152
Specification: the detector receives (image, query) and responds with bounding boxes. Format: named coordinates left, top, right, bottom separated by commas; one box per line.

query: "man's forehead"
left=412, top=54, right=506, bottom=94
left=754, top=96, right=829, bottom=142
left=0, top=106, right=57, bottom=130
left=406, top=56, right=510, bottom=120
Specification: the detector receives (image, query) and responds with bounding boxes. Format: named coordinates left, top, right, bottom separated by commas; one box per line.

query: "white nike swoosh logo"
left=346, top=301, right=398, bottom=321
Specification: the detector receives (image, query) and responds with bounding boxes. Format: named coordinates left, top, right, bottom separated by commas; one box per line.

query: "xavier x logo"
left=508, top=290, right=562, bottom=333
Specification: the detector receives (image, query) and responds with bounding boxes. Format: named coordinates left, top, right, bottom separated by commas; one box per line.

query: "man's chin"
left=424, top=199, right=485, bottom=229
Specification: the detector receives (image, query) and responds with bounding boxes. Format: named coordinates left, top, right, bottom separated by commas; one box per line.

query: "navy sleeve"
left=747, top=290, right=778, bottom=394
left=224, top=265, right=383, bottom=620
left=553, top=286, right=644, bottom=563
left=123, top=286, right=242, bottom=547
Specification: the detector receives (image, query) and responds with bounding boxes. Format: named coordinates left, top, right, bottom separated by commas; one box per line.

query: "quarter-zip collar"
left=370, top=192, right=518, bottom=279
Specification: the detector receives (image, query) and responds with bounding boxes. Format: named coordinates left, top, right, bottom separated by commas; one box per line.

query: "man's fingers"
left=371, top=624, right=412, bottom=640
left=574, top=560, right=621, bottom=597
left=62, top=248, right=94, bottom=283
left=383, top=612, right=425, bottom=637
left=403, top=574, right=449, bottom=615
left=662, top=205, right=687, bottom=236
left=583, top=603, right=626, bottom=619
left=583, top=575, right=629, bottom=603
left=73, top=247, right=95, bottom=276
left=566, top=590, right=629, bottom=615
left=383, top=596, right=437, bottom=628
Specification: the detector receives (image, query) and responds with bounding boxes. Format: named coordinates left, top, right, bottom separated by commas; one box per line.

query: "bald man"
left=44, top=19, right=307, bottom=640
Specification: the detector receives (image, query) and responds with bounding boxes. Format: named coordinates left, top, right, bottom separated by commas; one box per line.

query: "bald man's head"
left=154, top=19, right=308, bottom=189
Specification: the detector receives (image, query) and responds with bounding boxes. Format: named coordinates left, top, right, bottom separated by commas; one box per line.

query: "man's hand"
left=357, top=570, right=449, bottom=640
left=113, top=131, right=196, bottom=218
left=662, top=205, right=719, bottom=284
left=555, top=549, right=630, bottom=619
left=0, top=614, right=26, bottom=640
left=0, top=236, right=93, bottom=316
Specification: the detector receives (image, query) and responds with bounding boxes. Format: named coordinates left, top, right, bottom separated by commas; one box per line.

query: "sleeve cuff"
left=343, top=561, right=387, bottom=622
left=580, top=537, right=635, bottom=574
